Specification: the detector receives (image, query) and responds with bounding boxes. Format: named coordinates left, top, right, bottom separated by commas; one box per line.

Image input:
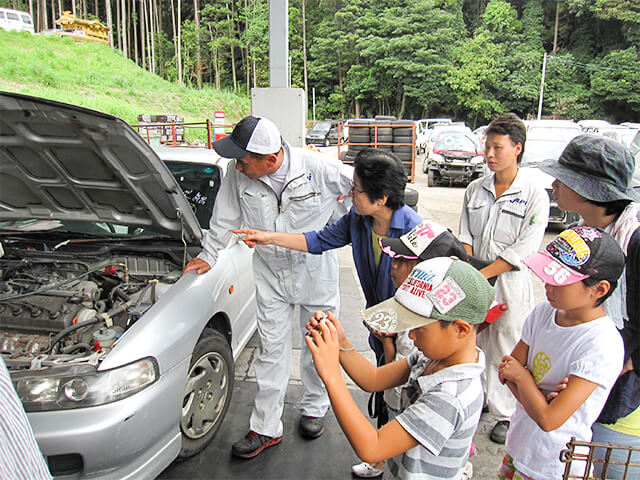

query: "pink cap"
left=522, top=251, right=588, bottom=286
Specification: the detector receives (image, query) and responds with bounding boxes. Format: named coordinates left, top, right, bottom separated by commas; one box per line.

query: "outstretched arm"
left=305, top=318, right=418, bottom=464
left=233, top=228, right=309, bottom=251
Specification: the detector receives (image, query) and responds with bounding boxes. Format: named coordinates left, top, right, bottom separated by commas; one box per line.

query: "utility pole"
left=537, top=52, right=547, bottom=120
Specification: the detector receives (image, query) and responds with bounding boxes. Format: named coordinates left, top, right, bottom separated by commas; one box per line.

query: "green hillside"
left=0, top=30, right=250, bottom=129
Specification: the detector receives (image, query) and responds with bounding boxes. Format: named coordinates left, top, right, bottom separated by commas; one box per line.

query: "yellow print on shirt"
left=532, top=352, right=551, bottom=384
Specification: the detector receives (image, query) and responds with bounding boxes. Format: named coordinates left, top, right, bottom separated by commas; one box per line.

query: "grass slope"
left=0, top=30, right=250, bottom=128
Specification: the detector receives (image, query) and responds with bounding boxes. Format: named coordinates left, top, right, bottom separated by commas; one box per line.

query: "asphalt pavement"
left=158, top=150, right=557, bottom=479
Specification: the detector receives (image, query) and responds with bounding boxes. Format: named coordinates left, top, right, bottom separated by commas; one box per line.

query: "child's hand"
left=498, top=355, right=527, bottom=385
left=307, top=311, right=349, bottom=348
left=305, top=315, right=341, bottom=383
left=369, top=326, right=397, bottom=340
left=546, top=377, right=569, bottom=403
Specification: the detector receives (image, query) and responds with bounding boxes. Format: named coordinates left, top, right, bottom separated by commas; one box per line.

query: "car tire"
left=324, top=137, right=329, bottom=147
left=428, top=171, right=436, bottom=187
left=393, top=128, right=414, bottom=137
left=404, top=187, right=419, bottom=211
left=349, top=134, right=370, bottom=144
left=392, top=145, right=413, bottom=153
left=178, top=328, right=234, bottom=459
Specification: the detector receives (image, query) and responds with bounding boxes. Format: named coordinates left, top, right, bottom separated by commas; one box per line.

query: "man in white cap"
left=183, top=115, right=352, bottom=458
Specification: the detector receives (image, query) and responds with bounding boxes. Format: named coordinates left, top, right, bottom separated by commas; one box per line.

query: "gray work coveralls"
left=198, top=142, right=353, bottom=437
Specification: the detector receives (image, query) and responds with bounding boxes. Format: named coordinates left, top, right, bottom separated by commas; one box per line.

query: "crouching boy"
left=305, top=257, right=495, bottom=480
left=498, top=226, right=625, bottom=479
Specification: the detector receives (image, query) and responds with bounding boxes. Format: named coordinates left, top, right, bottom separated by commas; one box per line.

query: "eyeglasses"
left=349, top=180, right=364, bottom=195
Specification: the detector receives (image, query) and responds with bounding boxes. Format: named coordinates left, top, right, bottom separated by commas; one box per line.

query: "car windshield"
left=310, top=122, right=332, bottom=133
left=165, top=161, right=222, bottom=229
left=521, top=139, right=568, bottom=167
left=435, top=134, right=477, bottom=153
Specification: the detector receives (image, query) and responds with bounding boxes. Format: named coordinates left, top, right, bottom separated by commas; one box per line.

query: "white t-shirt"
left=506, top=301, right=624, bottom=480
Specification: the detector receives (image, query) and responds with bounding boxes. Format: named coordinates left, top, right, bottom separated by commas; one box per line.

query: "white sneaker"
left=461, top=460, right=473, bottom=479
left=351, top=461, right=385, bottom=478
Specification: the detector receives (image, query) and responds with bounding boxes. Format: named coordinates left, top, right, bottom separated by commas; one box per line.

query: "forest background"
left=2, top=0, right=639, bottom=127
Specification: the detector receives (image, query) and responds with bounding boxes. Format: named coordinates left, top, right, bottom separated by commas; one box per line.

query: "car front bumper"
left=430, top=162, right=483, bottom=182
left=31, top=357, right=189, bottom=479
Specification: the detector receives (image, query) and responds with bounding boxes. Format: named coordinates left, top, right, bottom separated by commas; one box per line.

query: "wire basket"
left=560, top=436, right=640, bottom=479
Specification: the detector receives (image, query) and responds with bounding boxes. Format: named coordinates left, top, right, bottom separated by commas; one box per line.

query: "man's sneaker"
left=299, top=415, right=324, bottom=439
left=352, top=461, right=384, bottom=478
left=231, top=431, right=282, bottom=459
left=489, top=420, right=510, bottom=444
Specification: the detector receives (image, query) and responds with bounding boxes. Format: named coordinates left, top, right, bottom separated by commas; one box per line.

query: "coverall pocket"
left=494, top=205, right=525, bottom=245
left=467, top=201, right=489, bottom=238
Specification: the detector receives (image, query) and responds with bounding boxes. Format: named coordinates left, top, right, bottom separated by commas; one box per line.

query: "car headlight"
left=12, top=357, right=158, bottom=412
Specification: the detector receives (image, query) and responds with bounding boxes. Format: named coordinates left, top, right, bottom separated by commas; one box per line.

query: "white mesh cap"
left=213, top=115, right=282, bottom=158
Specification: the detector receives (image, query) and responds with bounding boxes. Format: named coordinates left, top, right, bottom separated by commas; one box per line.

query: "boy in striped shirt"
left=306, top=257, right=493, bottom=479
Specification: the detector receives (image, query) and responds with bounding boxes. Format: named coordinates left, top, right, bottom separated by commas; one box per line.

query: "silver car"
left=0, top=92, right=257, bottom=479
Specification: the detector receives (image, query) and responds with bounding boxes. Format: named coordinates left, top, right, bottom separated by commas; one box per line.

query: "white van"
left=0, top=7, right=34, bottom=34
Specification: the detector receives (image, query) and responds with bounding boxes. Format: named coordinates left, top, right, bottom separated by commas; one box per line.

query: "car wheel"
left=324, top=138, right=329, bottom=147
left=428, top=171, right=436, bottom=187
left=178, top=328, right=234, bottom=459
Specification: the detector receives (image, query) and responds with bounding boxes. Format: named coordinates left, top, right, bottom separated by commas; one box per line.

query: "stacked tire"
left=392, top=120, right=415, bottom=177
left=372, top=115, right=395, bottom=152
left=345, top=119, right=371, bottom=164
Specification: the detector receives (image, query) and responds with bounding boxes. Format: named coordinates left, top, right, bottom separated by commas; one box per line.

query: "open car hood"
left=0, top=92, right=201, bottom=243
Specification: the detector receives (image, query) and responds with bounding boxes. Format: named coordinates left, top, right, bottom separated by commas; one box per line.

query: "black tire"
left=392, top=127, right=414, bottom=137
left=178, top=328, right=234, bottom=459
left=428, top=171, right=436, bottom=187
left=372, top=134, right=393, bottom=144
left=373, top=127, right=393, bottom=136
left=323, top=137, right=330, bottom=147
left=393, top=135, right=413, bottom=145
left=340, top=150, right=348, bottom=162
left=404, top=187, right=419, bottom=210
left=422, top=159, right=429, bottom=173
left=349, top=126, right=370, bottom=136
left=392, top=145, right=413, bottom=153
left=375, top=115, right=397, bottom=121
left=349, top=134, right=370, bottom=144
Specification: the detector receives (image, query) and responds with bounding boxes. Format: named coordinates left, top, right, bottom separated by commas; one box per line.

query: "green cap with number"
left=362, top=257, right=495, bottom=334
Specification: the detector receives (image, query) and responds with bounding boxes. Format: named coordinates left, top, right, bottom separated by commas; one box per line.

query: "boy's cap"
left=213, top=115, right=281, bottom=159
left=379, top=221, right=491, bottom=271
left=363, top=257, right=495, bottom=334
left=522, top=226, right=625, bottom=287
left=538, top=134, right=640, bottom=203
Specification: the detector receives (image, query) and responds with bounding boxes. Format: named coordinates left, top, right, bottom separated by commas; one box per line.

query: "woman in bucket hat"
left=539, top=134, right=640, bottom=478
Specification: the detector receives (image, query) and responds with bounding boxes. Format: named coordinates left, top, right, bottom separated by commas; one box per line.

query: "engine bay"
left=0, top=238, right=181, bottom=371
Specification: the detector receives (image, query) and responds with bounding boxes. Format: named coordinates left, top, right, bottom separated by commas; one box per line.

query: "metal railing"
left=560, top=436, right=640, bottom=479
left=132, top=119, right=233, bottom=149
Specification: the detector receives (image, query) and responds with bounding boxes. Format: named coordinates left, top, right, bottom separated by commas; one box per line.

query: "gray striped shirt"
left=387, top=348, right=485, bottom=480
left=0, top=358, right=52, bottom=480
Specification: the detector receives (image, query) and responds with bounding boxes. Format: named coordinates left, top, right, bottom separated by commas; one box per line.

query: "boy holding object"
left=498, top=226, right=625, bottom=480
left=305, top=257, right=495, bottom=480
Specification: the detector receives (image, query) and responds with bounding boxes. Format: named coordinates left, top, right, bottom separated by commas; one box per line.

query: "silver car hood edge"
left=0, top=91, right=201, bottom=243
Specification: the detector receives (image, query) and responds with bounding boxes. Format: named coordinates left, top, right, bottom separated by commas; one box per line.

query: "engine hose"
left=47, top=317, right=103, bottom=354
left=61, top=343, right=92, bottom=355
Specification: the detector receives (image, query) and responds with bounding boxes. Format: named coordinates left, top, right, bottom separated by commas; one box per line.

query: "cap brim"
left=538, top=159, right=640, bottom=203
left=522, top=251, right=588, bottom=286
left=379, top=237, right=419, bottom=260
left=213, top=135, right=250, bottom=159
left=363, top=296, right=438, bottom=334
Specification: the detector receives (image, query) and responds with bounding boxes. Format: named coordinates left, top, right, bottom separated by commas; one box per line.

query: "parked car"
left=598, top=125, right=638, bottom=148
left=525, top=119, right=582, bottom=142
left=0, top=92, right=257, bottom=479
left=520, top=136, right=581, bottom=226
left=577, top=119, right=610, bottom=134
left=423, top=132, right=485, bottom=187
left=0, top=7, right=34, bottom=33
left=305, top=120, right=344, bottom=147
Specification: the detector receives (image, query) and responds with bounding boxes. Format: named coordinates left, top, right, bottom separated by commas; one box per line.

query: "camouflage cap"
left=538, top=134, right=640, bottom=203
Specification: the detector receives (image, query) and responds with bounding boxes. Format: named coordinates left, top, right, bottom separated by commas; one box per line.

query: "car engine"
left=0, top=243, right=180, bottom=371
